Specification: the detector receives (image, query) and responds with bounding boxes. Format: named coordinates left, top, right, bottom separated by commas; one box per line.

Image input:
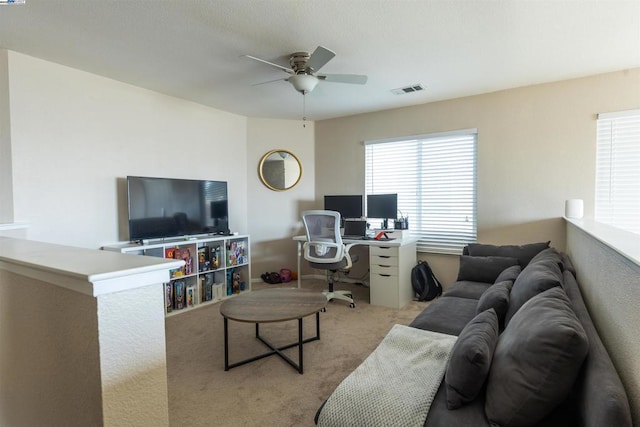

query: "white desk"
left=293, top=235, right=418, bottom=309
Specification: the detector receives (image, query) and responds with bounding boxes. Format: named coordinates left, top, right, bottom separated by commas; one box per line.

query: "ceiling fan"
left=243, top=46, right=368, bottom=94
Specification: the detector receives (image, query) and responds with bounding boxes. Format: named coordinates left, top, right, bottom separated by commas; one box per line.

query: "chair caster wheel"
left=349, top=303, right=356, bottom=308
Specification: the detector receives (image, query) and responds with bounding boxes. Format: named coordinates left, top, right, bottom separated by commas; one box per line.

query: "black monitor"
left=324, top=195, right=363, bottom=219
left=367, top=193, right=398, bottom=228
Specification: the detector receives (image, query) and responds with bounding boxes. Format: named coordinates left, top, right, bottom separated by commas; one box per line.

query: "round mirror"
left=258, top=149, right=303, bottom=191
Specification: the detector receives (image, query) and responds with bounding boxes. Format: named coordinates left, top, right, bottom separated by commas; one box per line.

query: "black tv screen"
left=367, top=193, right=398, bottom=219
left=324, top=195, right=363, bottom=219
left=127, top=176, right=229, bottom=241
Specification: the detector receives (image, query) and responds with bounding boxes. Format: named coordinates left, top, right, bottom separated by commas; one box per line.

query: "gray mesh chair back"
left=302, top=210, right=356, bottom=308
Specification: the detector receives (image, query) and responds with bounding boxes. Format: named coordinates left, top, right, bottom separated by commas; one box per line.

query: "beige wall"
left=0, top=270, right=103, bottom=426
left=247, top=118, right=316, bottom=276
left=566, top=223, right=640, bottom=424
left=315, top=68, right=640, bottom=287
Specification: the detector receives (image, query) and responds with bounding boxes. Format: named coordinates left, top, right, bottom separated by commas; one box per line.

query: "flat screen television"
left=367, top=193, right=398, bottom=220
left=127, top=176, right=229, bottom=241
left=324, top=195, right=363, bottom=219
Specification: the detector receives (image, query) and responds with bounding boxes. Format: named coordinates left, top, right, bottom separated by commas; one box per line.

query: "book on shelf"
left=166, top=247, right=193, bottom=276
left=201, top=274, right=213, bottom=302
left=210, top=246, right=221, bottom=269
left=186, top=284, right=196, bottom=308
left=165, top=282, right=173, bottom=313
left=173, top=280, right=186, bottom=310
left=198, top=246, right=211, bottom=272
left=227, top=240, right=246, bottom=266
left=213, top=283, right=224, bottom=300
left=165, top=247, right=177, bottom=259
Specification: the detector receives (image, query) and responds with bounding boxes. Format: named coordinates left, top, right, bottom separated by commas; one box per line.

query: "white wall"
left=5, top=51, right=248, bottom=249
left=0, top=50, right=13, bottom=223
left=315, top=68, right=640, bottom=286
left=247, top=118, right=315, bottom=277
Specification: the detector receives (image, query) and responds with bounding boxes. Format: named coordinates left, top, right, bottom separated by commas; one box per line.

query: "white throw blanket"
left=317, top=324, right=457, bottom=427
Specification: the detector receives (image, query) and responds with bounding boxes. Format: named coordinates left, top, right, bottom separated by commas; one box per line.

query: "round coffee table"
left=220, top=288, right=327, bottom=374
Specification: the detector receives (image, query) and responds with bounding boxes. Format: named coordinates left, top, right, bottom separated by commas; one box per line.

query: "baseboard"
left=251, top=274, right=370, bottom=287
left=300, top=274, right=369, bottom=288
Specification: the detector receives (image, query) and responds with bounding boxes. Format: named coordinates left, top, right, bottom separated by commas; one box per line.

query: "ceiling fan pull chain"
left=302, top=92, right=307, bottom=128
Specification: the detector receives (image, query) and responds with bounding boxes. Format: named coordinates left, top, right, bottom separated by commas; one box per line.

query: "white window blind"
left=365, top=130, right=477, bottom=254
left=595, top=109, right=640, bottom=235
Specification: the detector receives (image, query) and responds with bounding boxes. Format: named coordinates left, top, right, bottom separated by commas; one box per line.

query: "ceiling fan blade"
left=318, top=74, right=368, bottom=85
left=242, top=54, right=293, bottom=74
left=251, top=77, right=287, bottom=86
left=306, top=46, right=336, bottom=72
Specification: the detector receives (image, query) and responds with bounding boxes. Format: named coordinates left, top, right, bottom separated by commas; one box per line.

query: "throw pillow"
left=528, top=247, right=563, bottom=266
left=456, top=256, right=519, bottom=283
left=485, top=287, right=589, bottom=427
left=494, top=264, right=521, bottom=283
left=445, top=308, right=500, bottom=410
left=476, top=280, right=513, bottom=329
left=504, top=253, right=563, bottom=326
left=466, top=241, right=550, bottom=267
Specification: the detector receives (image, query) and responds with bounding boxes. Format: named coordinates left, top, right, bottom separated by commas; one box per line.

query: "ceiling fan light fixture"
left=289, top=74, right=319, bottom=94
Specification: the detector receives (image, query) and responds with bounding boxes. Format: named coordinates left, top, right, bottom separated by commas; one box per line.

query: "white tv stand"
left=103, top=234, right=251, bottom=317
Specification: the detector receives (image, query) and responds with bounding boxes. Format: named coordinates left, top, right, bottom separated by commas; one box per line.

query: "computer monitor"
left=324, top=195, right=363, bottom=219
left=367, top=193, right=398, bottom=228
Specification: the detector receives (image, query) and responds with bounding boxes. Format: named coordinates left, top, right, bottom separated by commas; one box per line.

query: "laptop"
left=342, top=220, right=368, bottom=240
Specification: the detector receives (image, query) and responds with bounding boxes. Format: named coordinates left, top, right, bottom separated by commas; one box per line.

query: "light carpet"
left=166, top=279, right=429, bottom=427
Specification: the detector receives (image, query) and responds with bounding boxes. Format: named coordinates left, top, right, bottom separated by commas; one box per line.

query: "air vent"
left=391, top=84, right=426, bottom=95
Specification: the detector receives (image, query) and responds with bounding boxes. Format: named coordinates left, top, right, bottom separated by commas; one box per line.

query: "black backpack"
left=411, top=260, right=443, bottom=301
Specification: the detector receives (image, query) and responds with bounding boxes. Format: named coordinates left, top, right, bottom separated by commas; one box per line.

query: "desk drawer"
left=370, top=273, right=400, bottom=308
left=371, top=263, right=398, bottom=276
left=371, top=245, right=399, bottom=257
left=371, top=254, right=399, bottom=267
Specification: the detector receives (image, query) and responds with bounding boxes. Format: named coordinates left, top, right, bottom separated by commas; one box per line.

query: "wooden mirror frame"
left=258, top=149, right=303, bottom=191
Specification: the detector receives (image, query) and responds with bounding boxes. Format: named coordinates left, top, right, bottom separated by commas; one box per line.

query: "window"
left=595, top=110, right=640, bottom=235
left=365, top=129, right=477, bottom=254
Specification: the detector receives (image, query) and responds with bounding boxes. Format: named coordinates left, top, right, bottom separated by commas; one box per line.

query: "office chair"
left=302, top=210, right=357, bottom=308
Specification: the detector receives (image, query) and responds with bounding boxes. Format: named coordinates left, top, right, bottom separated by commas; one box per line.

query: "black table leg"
left=298, top=317, right=303, bottom=373
left=224, top=317, right=229, bottom=371
left=223, top=312, right=322, bottom=374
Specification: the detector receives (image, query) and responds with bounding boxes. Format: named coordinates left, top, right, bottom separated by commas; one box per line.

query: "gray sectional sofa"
left=316, top=242, right=633, bottom=427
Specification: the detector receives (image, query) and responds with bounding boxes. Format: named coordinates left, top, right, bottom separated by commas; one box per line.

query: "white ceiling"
left=1, top=0, right=639, bottom=121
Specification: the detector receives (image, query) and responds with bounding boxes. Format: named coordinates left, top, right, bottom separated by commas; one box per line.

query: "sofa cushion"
left=485, top=287, right=589, bottom=427
left=456, top=256, right=519, bottom=283
left=528, top=246, right=563, bottom=268
left=504, top=249, right=563, bottom=326
left=465, top=241, right=550, bottom=267
left=424, top=381, right=490, bottom=427
left=409, top=296, right=479, bottom=336
left=494, top=264, right=521, bottom=283
left=445, top=309, right=499, bottom=410
left=442, top=281, right=492, bottom=300
left=476, top=280, right=513, bottom=329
